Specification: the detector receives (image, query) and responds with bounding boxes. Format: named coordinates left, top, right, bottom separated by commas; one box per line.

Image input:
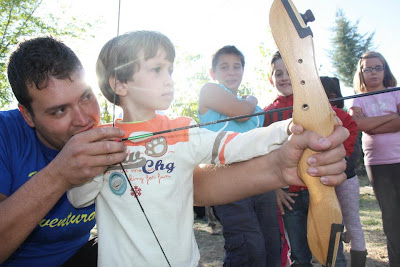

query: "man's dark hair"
left=7, top=37, right=83, bottom=114
left=211, top=45, right=245, bottom=72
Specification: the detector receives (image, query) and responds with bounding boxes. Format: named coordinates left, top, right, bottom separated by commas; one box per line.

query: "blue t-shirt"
left=0, top=109, right=95, bottom=266
left=199, top=85, right=264, bottom=133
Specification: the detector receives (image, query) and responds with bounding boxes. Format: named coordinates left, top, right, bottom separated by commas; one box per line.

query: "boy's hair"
left=211, top=45, right=245, bottom=72
left=353, top=51, right=397, bottom=93
left=320, top=76, right=344, bottom=109
left=269, top=51, right=282, bottom=79
left=96, top=31, right=175, bottom=105
left=7, top=37, right=83, bottom=115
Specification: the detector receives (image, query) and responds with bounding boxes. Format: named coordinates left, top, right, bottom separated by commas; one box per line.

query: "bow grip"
left=269, top=0, right=343, bottom=265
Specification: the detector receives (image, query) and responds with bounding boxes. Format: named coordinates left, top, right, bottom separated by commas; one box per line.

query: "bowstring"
left=111, top=0, right=171, bottom=265
left=121, top=86, right=400, bottom=141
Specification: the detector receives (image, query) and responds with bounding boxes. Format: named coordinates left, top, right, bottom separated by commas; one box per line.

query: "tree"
left=329, top=9, right=374, bottom=87
left=99, top=94, right=112, bottom=124
left=170, top=51, right=209, bottom=122
left=0, top=0, right=93, bottom=109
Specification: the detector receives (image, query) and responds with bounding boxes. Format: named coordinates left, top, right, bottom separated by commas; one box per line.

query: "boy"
left=198, top=45, right=281, bottom=266
left=264, top=51, right=348, bottom=267
left=68, top=31, right=292, bottom=266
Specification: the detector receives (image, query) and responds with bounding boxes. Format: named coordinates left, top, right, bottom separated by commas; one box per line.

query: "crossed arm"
left=198, top=83, right=258, bottom=121
left=349, top=105, right=400, bottom=134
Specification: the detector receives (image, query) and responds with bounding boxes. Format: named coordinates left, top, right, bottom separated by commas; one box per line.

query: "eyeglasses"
left=362, top=65, right=384, bottom=73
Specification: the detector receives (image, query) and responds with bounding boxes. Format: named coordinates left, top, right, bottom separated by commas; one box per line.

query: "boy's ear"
left=18, top=104, right=35, bottom=128
left=209, top=68, right=216, bottom=80
left=269, top=76, right=274, bottom=86
left=109, top=76, right=128, bottom=97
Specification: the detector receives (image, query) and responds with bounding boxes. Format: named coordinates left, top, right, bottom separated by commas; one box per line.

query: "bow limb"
left=269, top=1, right=342, bottom=266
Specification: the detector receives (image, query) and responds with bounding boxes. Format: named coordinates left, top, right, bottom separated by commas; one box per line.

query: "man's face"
left=21, top=71, right=100, bottom=150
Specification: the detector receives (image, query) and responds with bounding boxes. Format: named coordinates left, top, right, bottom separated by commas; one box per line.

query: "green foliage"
left=329, top=9, right=374, bottom=88
left=0, top=0, right=93, bottom=109
left=253, top=43, right=275, bottom=108
left=99, top=94, right=112, bottom=124
left=257, top=43, right=273, bottom=82
left=171, top=98, right=199, bottom=122
left=170, top=49, right=209, bottom=122
left=238, top=83, right=252, bottom=96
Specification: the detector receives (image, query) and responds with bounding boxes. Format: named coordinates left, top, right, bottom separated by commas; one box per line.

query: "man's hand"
left=276, top=124, right=349, bottom=187
left=47, top=127, right=128, bottom=189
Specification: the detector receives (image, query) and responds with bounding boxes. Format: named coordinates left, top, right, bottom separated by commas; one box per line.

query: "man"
left=0, top=37, right=349, bottom=266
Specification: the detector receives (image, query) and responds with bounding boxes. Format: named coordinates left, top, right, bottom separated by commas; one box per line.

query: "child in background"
left=198, top=45, right=281, bottom=266
left=349, top=51, right=400, bottom=266
left=264, top=51, right=348, bottom=267
left=67, top=31, right=293, bottom=267
left=264, top=51, right=308, bottom=267
left=263, top=51, right=293, bottom=267
left=320, top=76, right=367, bottom=267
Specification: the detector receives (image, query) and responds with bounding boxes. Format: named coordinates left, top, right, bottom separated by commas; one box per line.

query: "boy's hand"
left=276, top=124, right=349, bottom=187
left=275, top=188, right=297, bottom=215
left=242, top=95, right=258, bottom=105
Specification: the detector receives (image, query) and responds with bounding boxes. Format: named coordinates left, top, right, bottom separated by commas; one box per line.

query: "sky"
left=46, top=0, right=400, bottom=108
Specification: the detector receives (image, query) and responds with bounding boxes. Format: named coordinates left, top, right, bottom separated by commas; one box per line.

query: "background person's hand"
left=275, top=188, right=297, bottom=215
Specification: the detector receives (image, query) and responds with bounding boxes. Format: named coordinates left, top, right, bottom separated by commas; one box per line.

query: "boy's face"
left=210, top=54, right=244, bottom=92
left=20, top=70, right=100, bottom=150
left=123, top=48, right=174, bottom=119
left=271, top=58, right=293, bottom=97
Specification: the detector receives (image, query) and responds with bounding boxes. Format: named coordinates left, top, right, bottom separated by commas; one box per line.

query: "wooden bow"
left=269, top=1, right=343, bottom=266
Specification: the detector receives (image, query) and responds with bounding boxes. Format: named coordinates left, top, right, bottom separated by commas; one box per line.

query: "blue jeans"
left=283, top=189, right=312, bottom=266
left=214, top=191, right=281, bottom=267
left=282, top=189, right=347, bottom=267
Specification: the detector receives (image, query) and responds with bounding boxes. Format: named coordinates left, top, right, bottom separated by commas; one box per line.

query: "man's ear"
left=109, top=76, right=128, bottom=97
left=18, top=104, right=35, bottom=128
left=209, top=68, right=216, bottom=80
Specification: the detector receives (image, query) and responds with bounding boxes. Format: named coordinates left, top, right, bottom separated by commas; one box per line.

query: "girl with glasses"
left=349, top=51, right=399, bottom=266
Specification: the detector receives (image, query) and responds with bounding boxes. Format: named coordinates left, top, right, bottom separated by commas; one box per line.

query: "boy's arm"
left=193, top=124, right=349, bottom=206
left=207, top=119, right=291, bottom=165
left=199, top=83, right=257, bottom=121
left=335, top=108, right=358, bottom=156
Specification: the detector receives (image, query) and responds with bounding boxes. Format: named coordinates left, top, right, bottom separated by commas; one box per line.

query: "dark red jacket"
left=263, top=94, right=358, bottom=191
